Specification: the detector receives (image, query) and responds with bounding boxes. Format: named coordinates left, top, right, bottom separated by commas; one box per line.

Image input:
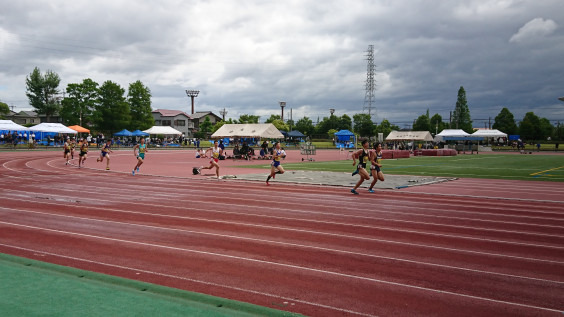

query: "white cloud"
left=509, top=18, right=558, bottom=43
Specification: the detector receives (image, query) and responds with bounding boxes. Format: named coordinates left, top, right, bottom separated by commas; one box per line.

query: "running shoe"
left=136, top=167, right=140, bottom=172
left=351, top=189, right=359, bottom=195
left=368, top=189, right=375, bottom=193
left=266, top=180, right=270, bottom=186
left=132, top=170, right=135, bottom=175
left=106, top=167, right=110, bottom=170
left=351, top=169, right=359, bottom=176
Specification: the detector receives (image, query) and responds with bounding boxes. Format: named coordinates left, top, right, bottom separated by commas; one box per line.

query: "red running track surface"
left=1, top=151, right=563, bottom=316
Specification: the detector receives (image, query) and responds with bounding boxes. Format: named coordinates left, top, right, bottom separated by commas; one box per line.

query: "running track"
left=1, top=151, right=563, bottom=316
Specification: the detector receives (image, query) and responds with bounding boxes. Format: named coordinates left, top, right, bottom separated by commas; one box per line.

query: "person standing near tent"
left=132, top=138, right=148, bottom=175
left=266, top=141, right=285, bottom=185
left=350, top=139, right=371, bottom=195
left=367, top=142, right=385, bottom=193
left=96, top=139, right=113, bottom=170
left=199, top=140, right=222, bottom=178
left=63, top=138, right=71, bottom=165
left=78, top=138, right=89, bottom=168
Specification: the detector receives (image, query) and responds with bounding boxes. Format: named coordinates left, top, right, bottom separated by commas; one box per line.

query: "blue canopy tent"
left=114, top=129, right=133, bottom=137
left=334, top=129, right=356, bottom=149
left=131, top=129, right=149, bottom=137
left=287, top=130, right=305, bottom=138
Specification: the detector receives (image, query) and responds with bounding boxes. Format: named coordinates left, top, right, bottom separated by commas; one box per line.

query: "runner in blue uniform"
left=350, top=139, right=371, bottom=195
left=266, top=142, right=285, bottom=185
left=96, top=139, right=113, bottom=170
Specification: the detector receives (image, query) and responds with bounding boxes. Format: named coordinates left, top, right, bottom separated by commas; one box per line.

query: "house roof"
left=191, top=111, right=221, bottom=120
left=152, top=109, right=191, bottom=118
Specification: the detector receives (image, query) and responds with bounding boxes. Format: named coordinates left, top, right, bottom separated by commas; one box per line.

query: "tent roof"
left=29, top=123, right=77, bottom=134
left=472, top=129, right=507, bottom=138
left=114, top=129, right=133, bottom=136
left=211, top=124, right=284, bottom=139
left=67, top=125, right=90, bottom=133
left=334, top=129, right=354, bottom=136
left=436, top=129, right=471, bottom=137
left=287, top=130, right=305, bottom=138
left=131, top=129, right=149, bottom=136
left=143, top=126, right=182, bottom=135
left=386, top=131, right=434, bottom=141
left=0, top=120, right=29, bottom=131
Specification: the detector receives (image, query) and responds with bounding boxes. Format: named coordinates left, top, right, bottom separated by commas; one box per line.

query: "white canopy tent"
left=471, top=129, right=507, bottom=138
left=143, top=126, right=182, bottom=135
left=29, top=123, right=78, bottom=134
left=386, top=131, right=434, bottom=141
left=0, top=120, right=29, bottom=131
left=434, top=129, right=481, bottom=142
left=211, top=124, right=284, bottom=139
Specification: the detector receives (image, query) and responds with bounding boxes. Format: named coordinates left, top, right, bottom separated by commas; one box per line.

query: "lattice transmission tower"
left=363, top=45, right=376, bottom=119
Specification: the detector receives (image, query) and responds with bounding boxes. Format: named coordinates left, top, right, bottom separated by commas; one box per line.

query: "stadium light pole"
left=185, top=90, right=200, bottom=114
left=559, top=96, right=564, bottom=102
left=279, top=102, right=286, bottom=121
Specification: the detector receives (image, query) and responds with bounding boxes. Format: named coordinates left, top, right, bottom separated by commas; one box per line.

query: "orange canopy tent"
left=67, top=125, right=90, bottom=133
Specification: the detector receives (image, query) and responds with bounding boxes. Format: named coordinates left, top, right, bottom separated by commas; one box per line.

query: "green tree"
left=519, top=112, right=542, bottom=140
left=92, top=81, right=130, bottom=134
left=315, top=115, right=340, bottom=135
left=0, top=101, right=9, bottom=119
left=412, top=109, right=431, bottom=131
left=295, top=117, right=315, bottom=136
left=375, top=119, right=400, bottom=138
left=237, top=114, right=260, bottom=123
left=353, top=113, right=375, bottom=137
left=25, top=67, right=61, bottom=122
left=270, top=119, right=289, bottom=132
left=452, top=86, right=472, bottom=133
left=61, top=78, right=99, bottom=126
left=265, top=114, right=281, bottom=123
left=539, top=118, right=553, bottom=140
left=492, top=107, right=518, bottom=135
left=430, top=113, right=446, bottom=135
left=199, top=116, right=213, bottom=137
left=327, top=128, right=338, bottom=139
left=128, top=80, right=154, bottom=130
left=338, top=114, right=352, bottom=131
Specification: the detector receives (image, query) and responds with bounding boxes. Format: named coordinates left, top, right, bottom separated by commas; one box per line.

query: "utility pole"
left=219, top=108, right=227, bottom=121
left=185, top=90, right=200, bottom=114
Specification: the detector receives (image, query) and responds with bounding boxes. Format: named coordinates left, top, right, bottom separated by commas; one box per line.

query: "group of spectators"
left=0, top=131, right=37, bottom=148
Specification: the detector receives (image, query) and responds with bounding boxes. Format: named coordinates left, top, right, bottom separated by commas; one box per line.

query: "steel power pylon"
left=363, top=45, right=376, bottom=119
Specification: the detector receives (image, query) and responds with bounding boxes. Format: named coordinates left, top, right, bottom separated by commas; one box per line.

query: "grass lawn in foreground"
left=246, top=154, right=564, bottom=182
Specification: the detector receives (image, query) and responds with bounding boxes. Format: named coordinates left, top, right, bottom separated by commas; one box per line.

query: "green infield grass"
left=248, top=154, right=564, bottom=182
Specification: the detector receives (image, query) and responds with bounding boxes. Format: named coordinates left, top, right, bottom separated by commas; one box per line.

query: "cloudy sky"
left=1, top=0, right=563, bottom=128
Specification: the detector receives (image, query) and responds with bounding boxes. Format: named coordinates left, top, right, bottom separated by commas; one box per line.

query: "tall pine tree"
left=452, top=86, right=473, bottom=133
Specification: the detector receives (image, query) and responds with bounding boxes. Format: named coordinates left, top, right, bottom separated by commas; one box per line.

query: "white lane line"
left=2, top=207, right=562, bottom=285
left=0, top=244, right=374, bottom=317
left=1, top=205, right=563, bottom=265
left=1, top=223, right=561, bottom=314
left=3, top=189, right=564, bottom=250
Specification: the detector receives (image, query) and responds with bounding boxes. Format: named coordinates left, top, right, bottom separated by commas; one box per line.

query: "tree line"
left=24, top=67, right=154, bottom=134
left=411, top=86, right=562, bottom=141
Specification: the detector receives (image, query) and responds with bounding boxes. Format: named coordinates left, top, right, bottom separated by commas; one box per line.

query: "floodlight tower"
left=329, top=108, right=335, bottom=115
left=279, top=101, right=286, bottom=121
left=363, top=45, right=376, bottom=119
left=559, top=96, right=564, bottom=102
left=185, top=90, right=200, bottom=114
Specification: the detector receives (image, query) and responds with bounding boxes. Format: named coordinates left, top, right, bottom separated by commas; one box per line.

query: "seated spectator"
left=195, top=148, right=206, bottom=158
left=233, top=145, right=242, bottom=159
